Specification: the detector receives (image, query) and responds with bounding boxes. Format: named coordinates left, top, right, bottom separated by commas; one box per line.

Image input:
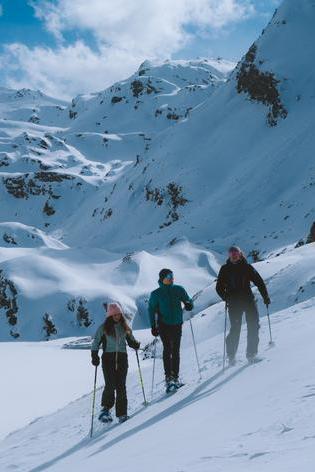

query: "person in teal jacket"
left=148, top=268, right=193, bottom=391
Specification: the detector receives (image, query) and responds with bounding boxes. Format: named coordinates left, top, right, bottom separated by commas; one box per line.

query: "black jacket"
left=216, top=258, right=269, bottom=303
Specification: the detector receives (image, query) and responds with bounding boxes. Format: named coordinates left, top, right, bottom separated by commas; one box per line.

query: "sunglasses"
left=165, top=273, right=174, bottom=280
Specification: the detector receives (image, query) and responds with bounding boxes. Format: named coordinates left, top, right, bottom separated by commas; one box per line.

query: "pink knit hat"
left=107, top=302, right=124, bottom=318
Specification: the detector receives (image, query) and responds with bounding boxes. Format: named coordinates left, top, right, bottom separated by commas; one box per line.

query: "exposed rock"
left=0, top=270, right=19, bottom=326
left=3, top=233, right=17, bottom=245
left=43, top=313, right=57, bottom=339
left=236, top=44, right=287, bottom=126
left=111, top=96, right=123, bottom=104
left=145, top=181, right=188, bottom=228
left=43, top=200, right=56, bottom=216
left=306, top=221, right=315, bottom=243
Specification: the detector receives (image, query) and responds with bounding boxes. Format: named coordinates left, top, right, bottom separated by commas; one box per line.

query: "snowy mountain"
left=0, top=0, right=314, bottom=342
left=0, top=1, right=315, bottom=471
left=66, top=0, right=314, bottom=254
left=0, top=58, right=234, bottom=340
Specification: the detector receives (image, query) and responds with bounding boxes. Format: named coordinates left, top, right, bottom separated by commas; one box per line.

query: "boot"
left=228, top=356, right=236, bottom=367
left=172, top=377, right=184, bottom=389
left=98, top=408, right=113, bottom=423
left=118, top=415, right=129, bottom=424
left=247, top=355, right=262, bottom=364
left=165, top=376, right=176, bottom=394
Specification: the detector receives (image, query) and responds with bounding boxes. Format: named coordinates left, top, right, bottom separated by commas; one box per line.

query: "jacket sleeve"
left=216, top=266, right=227, bottom=301
left=248, top=265, right=269, bottom=300
left=126, top=331, right=140, bottom=350
left=180, top=287, right=194, bottom=311
left=91, top=325, right=104, bottom=352
left=148, top=292, right=158, bottom=328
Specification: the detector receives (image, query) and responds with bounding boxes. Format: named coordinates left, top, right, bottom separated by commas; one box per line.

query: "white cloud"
left=32, top=0, right=255, bottom=50
left=1, top=41, right=142, bottom=100
left=0, top=0, right=256, bottom=98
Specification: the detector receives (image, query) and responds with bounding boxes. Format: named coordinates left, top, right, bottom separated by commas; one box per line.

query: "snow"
left=0, top=338, right=92, bottom=441
left=0, top=292, right=314, bottom=471
left=0, top=0, right=314, bottom=470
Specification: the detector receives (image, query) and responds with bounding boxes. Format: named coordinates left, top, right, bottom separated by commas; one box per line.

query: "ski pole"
left=150, top=314, right=158, bottom=402
left=189, top=317, right=202, bottom=381
left=222, top=303, right=228, bottom=371
left=266, top=305, right=274, bottom=346
left=150, top=337, right=157, bottom=402
left=90, top=365, right=98, bottom=438
left=135, top=349, right=148, bottom=406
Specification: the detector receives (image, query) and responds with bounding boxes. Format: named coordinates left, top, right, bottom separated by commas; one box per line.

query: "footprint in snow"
left=249, top=452, right=269, bottom=460
left=303, top=434, right=315, bottom=441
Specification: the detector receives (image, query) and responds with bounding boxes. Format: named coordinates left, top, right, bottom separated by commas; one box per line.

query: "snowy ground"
left=0, top=291, right=314, bottom=471
left=0, top=339, right=93, bottom=441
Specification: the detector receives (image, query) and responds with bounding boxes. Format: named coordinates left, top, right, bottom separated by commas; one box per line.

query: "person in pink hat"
left=91, top=302, right=140, bottom=424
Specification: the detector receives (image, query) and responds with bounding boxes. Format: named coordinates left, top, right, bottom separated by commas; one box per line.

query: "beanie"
left=107, top=302, right=124, bottom=318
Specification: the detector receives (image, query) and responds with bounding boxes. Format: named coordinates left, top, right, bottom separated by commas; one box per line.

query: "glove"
left=91, top=351, right=100, bottom=366
left=151, top=326, right=159, bottom=337
left=184, top=301, right=193, bottom=311
left=134, top=341, right=141, bottom=350
left=264, top=296, right=271, bottom=306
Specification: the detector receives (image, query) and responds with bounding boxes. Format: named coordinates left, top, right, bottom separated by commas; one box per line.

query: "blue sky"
left=0, top=0, right=281, bottom=98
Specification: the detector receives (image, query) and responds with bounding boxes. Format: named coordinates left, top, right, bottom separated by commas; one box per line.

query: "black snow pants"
left=101, top=352, right=128, bottom=417
left=226, top=298, right=260, bottom=360
left=159, top=322, right=182, bottom=380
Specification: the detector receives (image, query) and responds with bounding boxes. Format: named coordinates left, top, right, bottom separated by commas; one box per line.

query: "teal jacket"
left=148, top=282, right=193, bottom=326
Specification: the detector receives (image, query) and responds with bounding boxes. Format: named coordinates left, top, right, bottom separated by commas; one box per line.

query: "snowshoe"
left=98, top=408, right=113, bottom=423
left=173, top=378, right=185, bottom=389
left=118, top=415, right=129, bottom=424
left=166, top=383, right=177, bottom=394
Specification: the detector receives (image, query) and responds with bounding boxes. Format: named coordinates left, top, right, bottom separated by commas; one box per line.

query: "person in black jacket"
left=216, top=246, right=270, bottom=365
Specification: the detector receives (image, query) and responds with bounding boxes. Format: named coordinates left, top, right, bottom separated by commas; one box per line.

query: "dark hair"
left=104, top=315, right=131, bottom=337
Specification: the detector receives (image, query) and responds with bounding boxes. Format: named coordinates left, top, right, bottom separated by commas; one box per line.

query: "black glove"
left=151, top=326, right=159, bottom=337
left=184, top=301, right=193, bottom=311
left=264, top=296, right=271, bottom=306
left=91, top=351, right=100, bottom=366
left=134, top=341, right=141, bottom=350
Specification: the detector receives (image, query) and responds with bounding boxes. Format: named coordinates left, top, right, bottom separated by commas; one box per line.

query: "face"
left=163, top=273, right=174, bottom=285
left=112, top=312, right=122, bottom=322
left=229, top=249, right=242, bottom=263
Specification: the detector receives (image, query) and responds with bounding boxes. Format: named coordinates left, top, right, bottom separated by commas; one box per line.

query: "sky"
left=0, top=0, right=281, bottom=100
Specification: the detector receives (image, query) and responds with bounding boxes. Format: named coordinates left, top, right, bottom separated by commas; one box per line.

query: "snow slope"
left=0, top=58, right=233, bottom=340
left=0, top=291, right=314, bottom=471
left=62, top=0, right=314, bottom=253
left=0, top=338, right=92, bottom=441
